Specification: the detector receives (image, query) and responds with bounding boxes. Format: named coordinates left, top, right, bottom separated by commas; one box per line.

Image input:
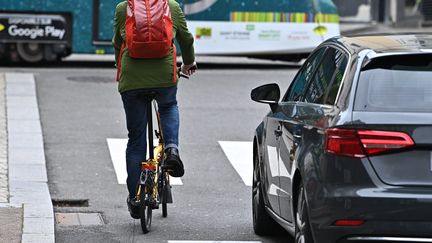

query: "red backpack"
left=126, top=0, right=173, bottom=58
left=117, top=0, right=176, bottom=81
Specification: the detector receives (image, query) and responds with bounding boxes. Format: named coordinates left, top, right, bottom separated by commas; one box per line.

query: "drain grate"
left=67, top=76, right=114, bottom=83
left=55, top=212, right=104, bottom=226
left=52, top=199, right=89, bottom=207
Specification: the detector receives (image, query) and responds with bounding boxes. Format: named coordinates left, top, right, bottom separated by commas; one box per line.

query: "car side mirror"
left=251, top=83, right=280, bottom=112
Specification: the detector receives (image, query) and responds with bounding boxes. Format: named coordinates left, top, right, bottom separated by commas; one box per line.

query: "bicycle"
left=134, top=91, right=172, bottom=233
left=136, top=70, right=191, bottom=234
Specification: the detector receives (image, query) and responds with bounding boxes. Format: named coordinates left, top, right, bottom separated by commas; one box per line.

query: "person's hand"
left=181, top=62, right=197, bottom=76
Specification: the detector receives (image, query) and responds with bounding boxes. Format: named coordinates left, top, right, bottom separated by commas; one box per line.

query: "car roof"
left=328, top=33, right=432, bottom=55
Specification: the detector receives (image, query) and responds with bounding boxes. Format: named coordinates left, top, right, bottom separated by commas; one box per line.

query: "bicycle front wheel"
left=139, top=186, right=152, bottom=234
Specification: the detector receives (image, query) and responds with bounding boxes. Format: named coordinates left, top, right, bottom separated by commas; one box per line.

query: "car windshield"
left=354, top=54, right=432, bottom=112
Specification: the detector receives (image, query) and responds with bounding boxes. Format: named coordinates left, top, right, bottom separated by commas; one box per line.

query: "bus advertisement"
left=0, top=0, right=340, bottom=63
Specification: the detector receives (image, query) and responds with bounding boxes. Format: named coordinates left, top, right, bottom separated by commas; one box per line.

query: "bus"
left=0, top=0, right=340, bottom=63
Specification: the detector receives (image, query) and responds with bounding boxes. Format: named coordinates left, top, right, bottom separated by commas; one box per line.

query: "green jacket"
left=112, top=0, right=195, bottom=93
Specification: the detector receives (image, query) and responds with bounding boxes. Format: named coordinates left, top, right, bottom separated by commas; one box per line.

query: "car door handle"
left=293, top=133, right=302, bottom=146
left=274, top=128, right=282, bottom=137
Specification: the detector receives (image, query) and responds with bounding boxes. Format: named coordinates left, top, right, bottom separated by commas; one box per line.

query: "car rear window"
left=354, top=54, right=432, bottom=112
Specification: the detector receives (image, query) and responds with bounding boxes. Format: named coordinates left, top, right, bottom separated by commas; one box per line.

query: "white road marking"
left=106, top=138, right=183, bottom=185
left=168, top=241, right=261, bottom=243
left=218, top=141, right=253, bottom=186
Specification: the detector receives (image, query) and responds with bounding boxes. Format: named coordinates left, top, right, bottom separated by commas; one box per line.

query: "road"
left=1, top=62, right=298, bottom=243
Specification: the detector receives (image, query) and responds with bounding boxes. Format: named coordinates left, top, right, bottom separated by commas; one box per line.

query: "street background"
left=0, top=0, right=432, bottom=242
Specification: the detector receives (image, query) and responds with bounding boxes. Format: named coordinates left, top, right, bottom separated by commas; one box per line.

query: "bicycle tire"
left=139, top=186, right=152, bottom=234
left=161, top=172, right=169, bottom=218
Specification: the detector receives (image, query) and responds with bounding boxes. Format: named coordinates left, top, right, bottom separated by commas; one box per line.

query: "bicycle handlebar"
left=177, top=67, right=190, bottom=79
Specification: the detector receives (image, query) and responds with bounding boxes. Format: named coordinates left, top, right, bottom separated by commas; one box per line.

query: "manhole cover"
left=55, top=212, right=104, bottom=226
left=67, top=76, right=114, bottom=83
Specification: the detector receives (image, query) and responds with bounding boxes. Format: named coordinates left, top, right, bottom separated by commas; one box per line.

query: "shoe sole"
left=165, top=159, right=184, bottom=177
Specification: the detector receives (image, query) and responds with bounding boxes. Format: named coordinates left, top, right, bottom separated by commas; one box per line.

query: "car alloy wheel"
left=252, top=150, right=281, bottom=235
left=295, top=183, right=313, bottom=243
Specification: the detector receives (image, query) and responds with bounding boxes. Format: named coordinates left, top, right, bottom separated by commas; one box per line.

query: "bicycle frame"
left=136, top=99, right=172, bottom=216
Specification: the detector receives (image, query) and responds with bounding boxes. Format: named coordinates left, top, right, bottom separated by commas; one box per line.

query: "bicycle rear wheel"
left=139, top=186, right=152, bottom=233
left=161, top=172, right=172, bottom=218
left=161, top=174, right=168, bottom=218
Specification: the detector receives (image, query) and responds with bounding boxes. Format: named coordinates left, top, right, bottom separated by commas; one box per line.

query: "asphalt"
left=0, top=22, right=430, bottom=243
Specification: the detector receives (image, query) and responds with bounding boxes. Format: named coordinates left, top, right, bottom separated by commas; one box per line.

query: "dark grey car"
left=251, top=34, right=432, bottom=243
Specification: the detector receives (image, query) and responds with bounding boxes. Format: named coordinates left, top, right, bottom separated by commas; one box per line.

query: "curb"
left=5, top=73, right=55, bottom=243
left=340, top=23, right=378, bottom=36
left=0, top=74, right=8, bottom=204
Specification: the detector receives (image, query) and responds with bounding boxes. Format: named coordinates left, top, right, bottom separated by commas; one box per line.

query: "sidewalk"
left=340, top=22, right=432, bottom=36
left=0, top=73, right=54, bottom=243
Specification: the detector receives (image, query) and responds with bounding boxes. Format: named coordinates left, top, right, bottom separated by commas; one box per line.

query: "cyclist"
left=112, top=0, right=196, bottom=219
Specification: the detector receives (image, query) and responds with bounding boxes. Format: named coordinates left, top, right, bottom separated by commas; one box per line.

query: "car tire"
left=16, top=43, right=44, bottom=63
left=295, top=183, right=314, bottom=243
left=252, top=152, right=282, bottom=235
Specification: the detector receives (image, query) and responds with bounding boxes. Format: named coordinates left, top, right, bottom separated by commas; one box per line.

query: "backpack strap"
left=172, top=44, right=177, bottom=83
left=116, top=42, right=125, bottom=82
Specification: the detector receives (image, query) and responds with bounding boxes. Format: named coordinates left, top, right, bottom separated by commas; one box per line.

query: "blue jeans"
left=121, top=86, right=179, bottom=198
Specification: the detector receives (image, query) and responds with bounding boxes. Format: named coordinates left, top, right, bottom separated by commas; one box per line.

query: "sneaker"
left=126, top=197, right=140, bottom=219
left=164, top=147, right=184, bottom=177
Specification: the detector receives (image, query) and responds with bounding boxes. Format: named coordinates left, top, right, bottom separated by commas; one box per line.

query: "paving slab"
left=7, top=107, right=40, bottom=120
left=8, top=132, right=44, bottom=149
left=24, top=203, right=54, bottom=219
left=6, top=83, right=36, bottom=97
left=7, top=96, right=38, bottom=108
left=23, top=217, right=55, bottom=234
left=9, top=148, right=46, bottom=165
left=9, top=181, right=52, bottom=205
left=9, top=164, right=48, bottom=182
left=5, top=73, right=35, bottom=84
left=21, top=233, right=55, bottom=243
left=7, top=120, right=43, bottom=134
left=0, top=207, right=23, bottom=243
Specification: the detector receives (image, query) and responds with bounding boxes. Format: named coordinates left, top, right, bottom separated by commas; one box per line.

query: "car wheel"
left=252, top=151, right=281, bottom=235
left=16, top=43, right=44, bottom=63
left=295, top=183, right=314, bottom=243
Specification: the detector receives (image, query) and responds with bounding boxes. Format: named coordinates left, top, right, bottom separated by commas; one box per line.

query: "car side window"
left=325, top=51, right=348, bottom=105
left=284, top=48, right=326, bottom=102
left=303, top=47, right=348, bottom=105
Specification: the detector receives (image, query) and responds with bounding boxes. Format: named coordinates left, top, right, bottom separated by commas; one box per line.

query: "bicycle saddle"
left=140, top=91, right=158, bottom=101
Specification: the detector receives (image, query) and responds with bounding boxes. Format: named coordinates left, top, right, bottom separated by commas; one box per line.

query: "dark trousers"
left=121, top=86, right=179, bottom=198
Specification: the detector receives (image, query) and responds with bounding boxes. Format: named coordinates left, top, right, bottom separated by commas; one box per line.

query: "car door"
left=263, top=113, right=283, bottom=215
left=271, top=47, right=327, bottom=222
left=278, top=46, right=349, bottom=222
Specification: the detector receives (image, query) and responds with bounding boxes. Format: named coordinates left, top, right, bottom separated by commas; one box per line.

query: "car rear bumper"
left=315, top=221, right=432, bottom=243
left=307, top=186, right=432, bottom=243
left=343, top=236, right=432, bottom=242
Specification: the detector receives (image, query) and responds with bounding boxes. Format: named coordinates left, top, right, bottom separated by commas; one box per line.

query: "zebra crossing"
left=107, top=138, right=183, bottom=185
left=167, top=241, right=261, bottom=243
left=106, top=139, right=253, bottom=187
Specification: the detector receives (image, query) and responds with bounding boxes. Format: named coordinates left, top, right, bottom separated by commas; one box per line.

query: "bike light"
left=325, top=128, right=414, bottom=158
left=334, top=219, right=365, bottom=226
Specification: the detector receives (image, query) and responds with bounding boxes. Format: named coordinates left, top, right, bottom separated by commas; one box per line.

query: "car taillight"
left=334, top=219, right=365, bottom=226
left=325, top=128, right=415, bottom=158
